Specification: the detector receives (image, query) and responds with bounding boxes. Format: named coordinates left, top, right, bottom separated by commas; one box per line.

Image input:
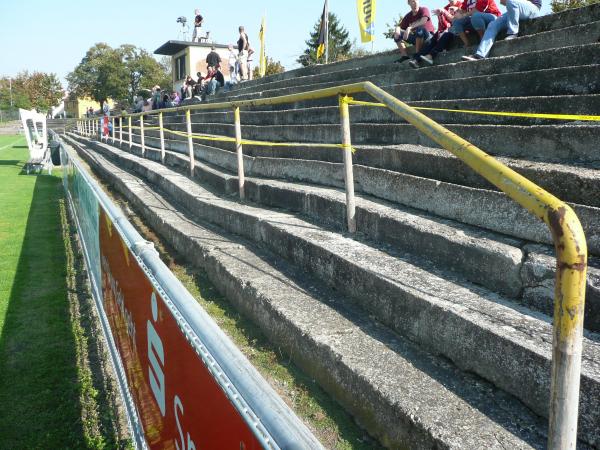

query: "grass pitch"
left=0, top=136, right=128, bottom=449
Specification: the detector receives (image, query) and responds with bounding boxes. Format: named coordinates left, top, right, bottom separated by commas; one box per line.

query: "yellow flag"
left=357, top=0, right=376, bottom=43
left=259, top=16, right=266, bottom=77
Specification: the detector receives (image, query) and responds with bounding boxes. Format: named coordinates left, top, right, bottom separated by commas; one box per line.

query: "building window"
left=175, top=55, right=186, bottom=81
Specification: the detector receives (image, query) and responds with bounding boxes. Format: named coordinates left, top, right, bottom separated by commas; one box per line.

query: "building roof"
left=154, top=40, right=229, bottom=56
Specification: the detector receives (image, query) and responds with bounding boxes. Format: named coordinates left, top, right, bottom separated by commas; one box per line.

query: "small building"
left=64, top=95, right=116, bottom=118
left=154, top=41, right=231, bottom=93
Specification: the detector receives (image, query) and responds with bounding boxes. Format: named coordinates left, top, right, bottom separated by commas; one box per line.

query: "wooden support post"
left=339, top=95, right=356, bottom=233
left=159, top=112, right=165, bottom=164
left=233, top=106, right=245, bottom=200
left=186, top=109, right=195, bottom=176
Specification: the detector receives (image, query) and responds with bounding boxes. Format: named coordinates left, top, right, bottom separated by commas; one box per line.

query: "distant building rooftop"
left=154, top=40, right=229, bottom=56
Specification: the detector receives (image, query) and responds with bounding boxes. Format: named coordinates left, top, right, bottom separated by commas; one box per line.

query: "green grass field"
left=0, top=135, right=126, bottom=449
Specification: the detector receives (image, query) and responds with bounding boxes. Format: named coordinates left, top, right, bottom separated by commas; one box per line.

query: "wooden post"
left=119, top=117, right=123, bottom=146
left=186, top=109, right=195, bottom=176
left=111, top=117, right=115, bottom=143
left=128, top=116, right=132, bottom=149
left=339, top=95, right=356, bottom=233
left=233, top=106, right=245, bottom=200
left=140, top=114, right=146, bottom=157
left=159, top=112, right=165, bottom=164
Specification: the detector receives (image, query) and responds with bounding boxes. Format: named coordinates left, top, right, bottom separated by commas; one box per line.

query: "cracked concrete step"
left=219, top=64, right=600, bottom=105
left=129, top=138, right=600, bottom=335
left=152, top=120, right=600, bottom=165
left=189, top=140, right=599, bottom=208
left=222, top=41, right=600, bottom=102
left=122, top=134, right=600, bottom=334
left=163, top=94, right=600, bottom=127
left=67, top=134, right=600, bottom=447
left=68, top=136, right=554, bottom=449
left=221, top=3, right=600, bottom=93
left=114, top=131, right=600, bottom=257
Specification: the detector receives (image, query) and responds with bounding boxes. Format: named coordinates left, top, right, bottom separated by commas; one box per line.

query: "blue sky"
left=0, top=0, right=551, bottom=87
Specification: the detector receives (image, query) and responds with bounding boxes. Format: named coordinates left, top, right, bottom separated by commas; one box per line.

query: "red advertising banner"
left=99, top=207, right=264, bottom=449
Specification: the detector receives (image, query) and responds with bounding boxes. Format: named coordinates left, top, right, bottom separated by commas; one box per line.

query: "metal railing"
left=77, top=81, right=587, bottom=448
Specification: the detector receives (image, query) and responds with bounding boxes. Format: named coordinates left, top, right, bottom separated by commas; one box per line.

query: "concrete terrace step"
left=86, top=132, right=600, bottom=333
left=163, top=94, right=600, bottom=127
left=122, top=128, right=600, bottom=257
left=154, top=120, right=600, bottom=165
left=67, top=133, right=600, bottom=447
left=223, top=41, right=600, bottom=101
left=102, top=131, right=600, bottom=335
left=228, top=4, right=600, bottom=93
left=219, top=64, right=600, bottom=104
left=68, top=136, right=554, bottom=449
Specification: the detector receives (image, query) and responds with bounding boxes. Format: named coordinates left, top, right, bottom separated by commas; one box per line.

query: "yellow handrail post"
left=339, top=95, right=356, bottom=233
left=119, top=117, right=123, bottom=146
left=159, top=112, right=165, bottom=164
left=186, top=109, right=195, bottom=176
left=361, top=81, right=587, bottom=448
left=140, top=114, right=146, bottom=157
left=128, top=116, right=132, bottom=149
left=548, top=205, right=587, bottom=449
left=233, top=106, right=245, bottom=200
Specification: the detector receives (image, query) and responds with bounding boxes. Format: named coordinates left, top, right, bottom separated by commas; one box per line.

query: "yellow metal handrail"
left=79, top=81, right=587, bottom=448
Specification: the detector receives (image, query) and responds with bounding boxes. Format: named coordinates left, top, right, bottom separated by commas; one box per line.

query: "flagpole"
left=325, top=0, right=329, bottom=64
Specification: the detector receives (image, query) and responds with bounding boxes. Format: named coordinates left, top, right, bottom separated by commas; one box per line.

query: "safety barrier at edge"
left=77, top=80, right=587, bottom=449
left=59, top=136, right=324, bottom=449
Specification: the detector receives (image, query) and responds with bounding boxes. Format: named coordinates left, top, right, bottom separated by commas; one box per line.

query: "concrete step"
left=123, top=129, right=600, bottom=257
left=224, top=41, right=600, bottom=101
left=67, top=133, right=600, bottom=447
left=163, top=94, right=600, bottom=127
left=220, top=64, right=600, bottom=105
left=157, top=120, right=600, bottom=165
left=228, top=4, right=600, bottom=94
left=118, top=134, right=600, bottom=334
left=68, top=135, right=554, bottom=449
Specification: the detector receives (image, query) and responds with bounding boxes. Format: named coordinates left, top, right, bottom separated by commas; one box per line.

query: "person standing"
left=206, top=46, right=221, bottom=69
left=237, top=26, right=250, bottom=80
left=227, top=44, right=239, bottom=82
left=192, top=9, right=204, bottom=42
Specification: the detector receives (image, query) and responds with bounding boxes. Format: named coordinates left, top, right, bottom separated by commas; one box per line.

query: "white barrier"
left=19, top=108, right=51, bottom=174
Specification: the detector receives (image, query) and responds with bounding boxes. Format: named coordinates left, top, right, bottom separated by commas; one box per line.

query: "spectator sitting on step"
left=162, top=94, right=173, bottom=108
left=183, top=75, right=197, bottom=99
left=393, top=0, right=435, bottom=63
left=450, top=0, right=501, bottom=48
left=201, top=66, right=220, bottom=97
left=151, top=85, right=162, bottom=110
left=171, top=91, right=181, bottom=106
left=409, top=0, right=462, bottom=68
left=462, top=0, right=541, bottom=60
left=206, top=46, right=221, bottom=69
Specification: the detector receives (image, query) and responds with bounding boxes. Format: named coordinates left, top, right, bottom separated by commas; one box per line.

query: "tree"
left=67, top=43, right=171, bottom=106
left=551, top=0, right=599, bottom=11
left=297, top=12, right=352, bottom=66
left=252, top=57, right=285, bottom=79
left=0, top=72, right=63, bottom=112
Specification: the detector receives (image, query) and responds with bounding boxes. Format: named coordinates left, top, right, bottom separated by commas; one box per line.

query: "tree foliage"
left=252, top=57, right=285, bottom=78
left=0, top=72, right=64, bottom=112
left=551, top=0, right=599, bottom=11
left=67, top=43, right=171, bottom=106
left=297, top=12, right=352, bottom=66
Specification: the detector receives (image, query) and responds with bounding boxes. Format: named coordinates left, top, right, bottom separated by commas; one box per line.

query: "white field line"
left=0, top=137, right=25, bottom=151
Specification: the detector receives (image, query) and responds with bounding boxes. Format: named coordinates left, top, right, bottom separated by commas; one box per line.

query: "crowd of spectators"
left=391, top=0, right=542, bottom=67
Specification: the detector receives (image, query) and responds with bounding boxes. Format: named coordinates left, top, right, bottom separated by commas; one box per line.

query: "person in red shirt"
left=409, top=0, right=463, bottom=67
left=450, top=0, right=501, bottom=47
left=393, top=0, right=435, bottom=63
